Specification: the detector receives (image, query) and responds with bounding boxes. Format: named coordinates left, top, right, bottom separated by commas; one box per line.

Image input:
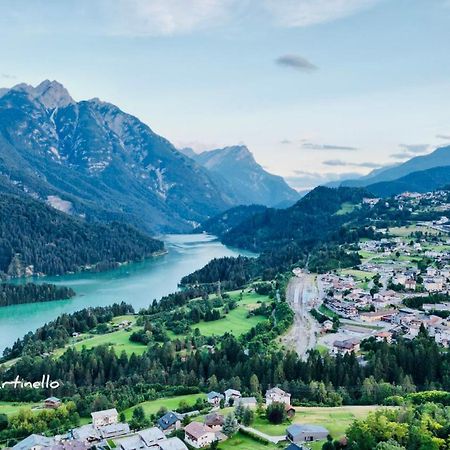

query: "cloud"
left=0, top=73, right=16, bottom=79
left=263, top=0, right=381, bottom=28
left=390, top=143, right=430, bottom=160
left=286, top=170, right=360, bottom=190
left=323, top=159, right=381, bottom=168
left=436, top=134, right=450, bottom=140
left=275, top=55, right=318, bottom=72
left=398, top=143, right=429, bottom=154
left=301, top=141, right=358, bottom=151
left=104, top=0, right=238, bottom=36
left=280, top=139, right=292, bottom=144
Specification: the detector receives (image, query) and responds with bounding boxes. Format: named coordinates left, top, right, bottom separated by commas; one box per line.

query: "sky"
left=1, top=0, right=450, bottom=190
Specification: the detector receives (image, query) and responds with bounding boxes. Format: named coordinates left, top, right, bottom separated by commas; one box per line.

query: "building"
left=285, top=404, right=296, bottom=419
left=285, top=444, right=304, bottom=450
left=13, top=434, right=55, bottom=450
left=206, top=391, right=223, bottom=406
left=138, top=427, right=166, bottom=446
left=114, top=428, right=186, bottom=450
left=99, top=422, right=131, bottom=439
left=265, top=387, right=291, bottom=406
left=332, top=339, right=360, bottom=355
left=238, top=397, right=257, bottom=408
left=50, top=441, right=91, bottom=450
left=286, top=424, right=329, bottom=443
left=91, top=408, right=119, bottom=428
left=158, top=437, right=189, bottom=450
left=71, top=424, right=101, bottom=444
left=184, top=422, right=216, bottom=448
left=44, top=397, right=62, bottom=409
left=157, top=411, right=183, bottom=433
left=224, top=389, right=242, bottom=406
left=360, top=309, right=397, bottom=323
left=204, top=412, right=224, bottom=430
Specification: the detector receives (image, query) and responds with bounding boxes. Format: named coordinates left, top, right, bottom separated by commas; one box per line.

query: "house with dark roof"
left=44, top=397, right=62, bottom=409
left=206, top=391, right=223, bottom=406
left=285, top=443, right=304, bottom=450
left=204, top=412, right=224, bottom=430
left=157, top=411, right=183, bottom=433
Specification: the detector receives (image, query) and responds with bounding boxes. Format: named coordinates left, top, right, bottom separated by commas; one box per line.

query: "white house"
left=91, top=408, right=118, bottom=428
left=265, top=387, right=291, bottom=406
left=224, top=389, right=241, bottom=406
left=184, top=422, right=216, bottom=448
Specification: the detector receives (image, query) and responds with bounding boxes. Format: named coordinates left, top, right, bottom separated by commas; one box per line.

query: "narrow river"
left=0, top=234, right=252, bottom=353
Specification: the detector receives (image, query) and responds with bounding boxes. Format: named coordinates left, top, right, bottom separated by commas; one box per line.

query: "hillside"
left=0, top=193, right=164, bottom=277
left=0, top=81, right=235, bottom=233
left=220, top=186, right=369, bottom=252
left=340, top=145, right=450, bottom=187
left=190, top=145, right=299, bottom=207
left=197, top=204, right=268, bottom=236
left=367, top=165, right=450, bottom=197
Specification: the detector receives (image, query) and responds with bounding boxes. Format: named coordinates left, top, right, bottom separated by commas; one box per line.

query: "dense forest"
left=0, top=282, right=75, bottom=307
left=0, top=194, right=164, bottom=277
left=344, top=403, right=450, bottom=450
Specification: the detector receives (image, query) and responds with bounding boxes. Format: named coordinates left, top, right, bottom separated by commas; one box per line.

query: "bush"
left=266, top=402, right=286, bottom=424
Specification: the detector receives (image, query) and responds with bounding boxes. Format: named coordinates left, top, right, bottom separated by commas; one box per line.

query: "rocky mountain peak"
left=10, top=79, right=74, bottom=109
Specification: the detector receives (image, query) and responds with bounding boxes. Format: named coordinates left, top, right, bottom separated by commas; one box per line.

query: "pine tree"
left=222, top=412, right=239, bottom=436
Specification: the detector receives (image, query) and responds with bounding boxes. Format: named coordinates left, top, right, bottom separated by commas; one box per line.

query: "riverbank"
left=0, top=234, right=254, bottom=354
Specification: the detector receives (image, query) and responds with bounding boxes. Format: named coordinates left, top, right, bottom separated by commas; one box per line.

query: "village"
left=310, top=191, right=450, bottom=356
left=12, top=387, right=329, bottom=450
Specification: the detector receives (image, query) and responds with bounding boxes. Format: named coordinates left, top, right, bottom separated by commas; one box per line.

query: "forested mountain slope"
left=0, top=193, right=163, bottom=277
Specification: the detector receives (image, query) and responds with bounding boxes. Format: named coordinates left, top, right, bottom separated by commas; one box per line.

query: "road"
left=281, top=272, right=322, bottom=359
left=239, top=426, right=285, bottom=444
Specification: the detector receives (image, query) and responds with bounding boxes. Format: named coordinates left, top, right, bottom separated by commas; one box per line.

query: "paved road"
left=239, top=425, right=285, bottom=444
left=281, top=272, right=321, bottom=359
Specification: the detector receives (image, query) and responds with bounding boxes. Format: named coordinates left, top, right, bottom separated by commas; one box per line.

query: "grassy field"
left=252, top=405, right=382, bottom=441
left=335, top=202, right=357, bottom=216
left=123, top=393, right=206, bottom=420
left=0, top=401, right=40, bottom=416
left=54, top=315, right=148, bottom=357
left=54, top=327, right=148, bottom=357
left=318, top=304, right=339, bottom=320
left=219, top=432, right=280, bottom=450
left=389, top=225, right=440, bottom=237
left=190, top=292, right=267, bottom=337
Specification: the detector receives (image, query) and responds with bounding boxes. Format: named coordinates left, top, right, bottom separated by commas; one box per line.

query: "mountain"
left=340, top=145, right=450, bottom=187
left=367, top=165, right=450, bottom=197
left=0, top=193, right=164, bottom=277
left=218, top=186, right=369, bottom=252
left=0, top=81, right=238, bottom=233
left=190, top=145, right=299, bottom=207
left=198, top=204, right=268, bottom=236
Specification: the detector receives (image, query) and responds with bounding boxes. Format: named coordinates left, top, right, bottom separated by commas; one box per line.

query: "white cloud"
left=263, top=0, right=381, bottom=28
left=106, top=0, right=237, bottom=36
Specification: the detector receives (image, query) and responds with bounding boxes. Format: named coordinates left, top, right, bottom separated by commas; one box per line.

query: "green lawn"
left=389, top=225, right=440, bottom=237
left=123, top=393, right=206, bottom=420
left=190, top=292, right=267, bottom=337
left=318, top=304, right=339, bottom=320
left=252, top=405, right=383, bottom=441
left=0, top=401, right=40, bottom=416
left=218, top=432, right=279, bottom=450
left=55, top=327, right=147, bottom=357
left=335, top=202, right=357, bottom=216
